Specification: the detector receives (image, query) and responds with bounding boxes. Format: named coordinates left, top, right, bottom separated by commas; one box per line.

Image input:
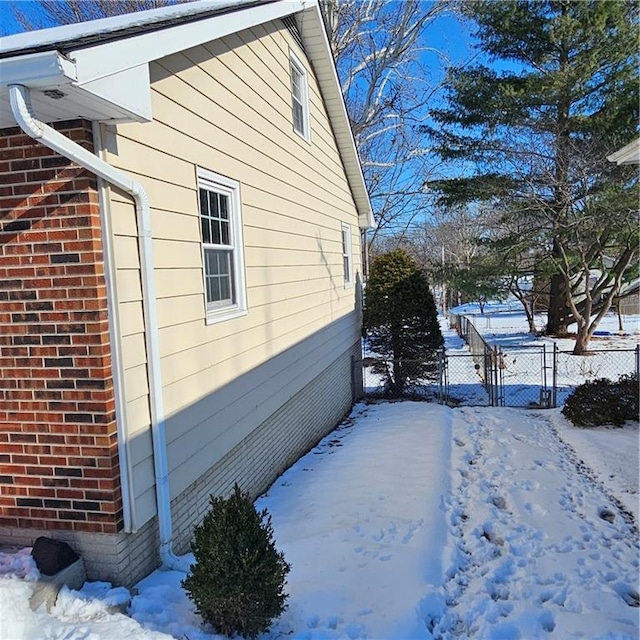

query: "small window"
left=198, top=169, right=247, bottom=323
left=290, top=52, right=310, bottom=141
left=341, top=223, right=352, bottom=286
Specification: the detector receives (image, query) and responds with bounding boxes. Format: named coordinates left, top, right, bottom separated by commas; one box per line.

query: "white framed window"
left=197, top=168, right=247, bottom=323
left=341, top=223, right=353, bottom=287
left=290, top=51, right=310, bottom=141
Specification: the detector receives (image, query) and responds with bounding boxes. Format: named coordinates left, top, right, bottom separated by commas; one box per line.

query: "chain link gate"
left=438, top=341, right=557, bottom=408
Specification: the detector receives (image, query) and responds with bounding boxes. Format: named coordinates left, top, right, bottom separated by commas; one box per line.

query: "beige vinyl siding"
left=105, top=19, right=363, bottom=522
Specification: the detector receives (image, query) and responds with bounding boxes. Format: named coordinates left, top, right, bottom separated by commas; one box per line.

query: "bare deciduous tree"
left=10, top=0, right=188, bottom=31
left=321, top=0, right=451, bottom=246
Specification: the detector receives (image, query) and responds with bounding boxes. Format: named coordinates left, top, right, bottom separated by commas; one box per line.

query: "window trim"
left=290, top=50, right=311, bottom=142
left=341, top=223, right=353, bottom=287
left=197, top=168, right=247, bottom=324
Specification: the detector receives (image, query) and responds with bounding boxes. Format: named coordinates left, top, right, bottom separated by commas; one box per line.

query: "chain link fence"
left=361, top=357, right=441, bottom=401
left=555, top=347, right=639, bottom=407
left=359, top=319, right=639, bottom=409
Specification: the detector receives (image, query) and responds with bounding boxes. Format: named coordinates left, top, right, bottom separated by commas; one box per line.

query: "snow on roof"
left=0, top=1, right=265, bottom=58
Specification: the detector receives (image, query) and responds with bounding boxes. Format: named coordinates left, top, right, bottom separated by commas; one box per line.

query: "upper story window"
left=290, top=51, right=310, bottom=141
left=198, top=168, right=247, bottom=323
left=341, top=223, right=353, bottom=287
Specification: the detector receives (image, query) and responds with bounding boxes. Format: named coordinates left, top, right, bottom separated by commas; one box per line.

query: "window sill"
left=205, top=306, right=248, bottom=325
left=294, top=128, right=311, bottom=145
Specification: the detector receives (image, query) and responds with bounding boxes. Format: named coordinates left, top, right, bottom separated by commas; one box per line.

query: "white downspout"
left=92, top=121, right=137, bottom=534
left=9, top=84, right=190, bottom=573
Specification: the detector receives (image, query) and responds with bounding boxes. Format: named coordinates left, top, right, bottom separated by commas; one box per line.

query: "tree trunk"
left=390, top=360, right=406, bottom=397
left=547, top=272, right=571, bottom=335
left=572, top=326, right=591, bottom=355
left=525, top=301, right=537, bottom=333
left=548, top=30, right=572, bottom=339
left=617, top=303, right=624, bottom=332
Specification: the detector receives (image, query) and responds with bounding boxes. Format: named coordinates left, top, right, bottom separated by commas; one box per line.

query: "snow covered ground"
left=1, top=313, right=638, bottom=640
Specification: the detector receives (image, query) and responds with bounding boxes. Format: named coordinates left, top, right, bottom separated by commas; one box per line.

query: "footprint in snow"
left=612, top=584, right=640, bottom=607
left=598, top=507, right=616, bottom=524
left=539, top=610, right=556, bottom=632
left=327, top=615, right=339, bottom=630
left=402, top=519, right=424, bottom=543
left=524, top=502, right=547, bottom=516
left=491, top=495, right=508, bottom=511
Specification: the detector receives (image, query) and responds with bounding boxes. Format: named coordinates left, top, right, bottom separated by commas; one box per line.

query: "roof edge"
left=607, top=138, right=640, bottom=165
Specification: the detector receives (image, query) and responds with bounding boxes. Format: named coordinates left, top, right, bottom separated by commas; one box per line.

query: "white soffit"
left=78, top=66, right=152, bottom=122
left=0, top=1, right=307, bottom=128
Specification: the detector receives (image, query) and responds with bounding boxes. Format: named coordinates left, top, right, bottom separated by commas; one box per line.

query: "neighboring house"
left=0, top=0, right=373, bottom=586
left=608, top=139, right=640, bottom=315
left=607, top=138, right=640, bottom=166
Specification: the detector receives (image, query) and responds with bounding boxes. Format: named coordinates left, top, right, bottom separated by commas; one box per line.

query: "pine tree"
left=428, top=0, right=639, bottom=338
left=363, top=249, right=443, bottom=397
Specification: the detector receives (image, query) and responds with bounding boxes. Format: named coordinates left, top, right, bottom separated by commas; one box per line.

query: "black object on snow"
left=31, top=536, right=80, bottom=576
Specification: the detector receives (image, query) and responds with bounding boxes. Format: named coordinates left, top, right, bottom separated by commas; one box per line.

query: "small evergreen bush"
left=363, top=249, right=443, bottom=397
left=562, top=373, right=639, bottom=427
left=182, top=484, right=290, bottom=639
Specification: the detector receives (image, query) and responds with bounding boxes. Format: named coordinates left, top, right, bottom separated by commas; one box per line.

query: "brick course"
left=0, top=120, right=122, bottom=534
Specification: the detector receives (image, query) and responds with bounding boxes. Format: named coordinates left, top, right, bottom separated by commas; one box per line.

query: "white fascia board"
left=69, top=0, right=308, bottom=85
left=297, top=5, right=374, bottom=229
left=0, top=50, right=77, bottom=87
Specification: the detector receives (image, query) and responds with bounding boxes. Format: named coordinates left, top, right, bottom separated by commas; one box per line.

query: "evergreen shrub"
left=363, top=249, right=443, bottom=397
left=561, top=373, right=639, bottom=427
left=182, top=484, right=290, bottom=638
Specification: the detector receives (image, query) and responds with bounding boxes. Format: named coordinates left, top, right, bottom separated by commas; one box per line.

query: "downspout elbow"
left=9, top=84, right=45, bottom=140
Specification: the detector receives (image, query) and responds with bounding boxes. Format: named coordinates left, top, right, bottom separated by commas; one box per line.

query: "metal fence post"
left=636, top=344, right=639, bottom=380
left=437, top=348, right=446, bottom=405
left=552, top=343, right=558, bottom=408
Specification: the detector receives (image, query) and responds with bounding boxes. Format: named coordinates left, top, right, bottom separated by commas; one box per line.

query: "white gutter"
left=9, top=84, right=190, bottom=573
left=0, top=51, right=77, bottom=86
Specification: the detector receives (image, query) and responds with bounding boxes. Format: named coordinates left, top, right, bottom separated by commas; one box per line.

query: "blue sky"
left=1, top=1, right=41, bottom=35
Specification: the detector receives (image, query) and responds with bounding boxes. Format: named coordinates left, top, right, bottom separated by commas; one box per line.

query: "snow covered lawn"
left=2, top=401, right=638, bottom=639
left=1, top=311, right=638, bottom=639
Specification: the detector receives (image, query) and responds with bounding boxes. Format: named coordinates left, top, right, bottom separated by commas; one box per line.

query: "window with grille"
left=198, top=169, right=247, bottom=322
left=341, top=223, right=352, bottom=286
left=290, top=52, right=310, bottom=141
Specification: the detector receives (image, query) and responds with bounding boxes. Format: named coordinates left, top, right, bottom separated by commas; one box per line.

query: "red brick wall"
left=0, top=120, right=123, bottom=535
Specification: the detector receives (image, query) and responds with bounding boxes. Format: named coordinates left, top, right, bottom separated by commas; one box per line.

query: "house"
left=607, top=139, right=640, bottom=315
left=607, top=138, right=640, bottom=166
left=0, top=0, right=373, bottom=586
